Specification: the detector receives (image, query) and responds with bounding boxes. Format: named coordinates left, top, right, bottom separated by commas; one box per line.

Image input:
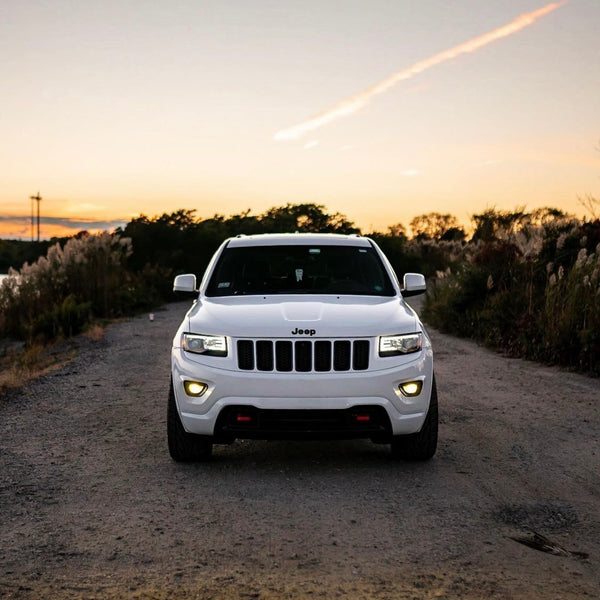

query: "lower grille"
left=237, top=339, right=370, bottom=372
left=215, top=405, right=392, bottom=441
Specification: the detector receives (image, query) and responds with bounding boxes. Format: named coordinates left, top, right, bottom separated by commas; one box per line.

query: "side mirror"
left=402, top=273, right=426, bottom=297
left=173, top=274, right=197, bottom=293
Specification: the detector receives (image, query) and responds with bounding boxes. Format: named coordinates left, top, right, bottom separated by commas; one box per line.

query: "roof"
left=226, top=233, right=370, bottom=248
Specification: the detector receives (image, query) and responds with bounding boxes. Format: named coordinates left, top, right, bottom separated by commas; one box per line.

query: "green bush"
left=32, top=295, right=92, bottom=341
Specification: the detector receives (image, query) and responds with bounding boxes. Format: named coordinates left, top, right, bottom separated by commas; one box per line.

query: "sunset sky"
left=1, top=0, right=599, bottom=239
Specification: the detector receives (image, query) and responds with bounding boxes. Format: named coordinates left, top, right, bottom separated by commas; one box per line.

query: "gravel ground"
left=1, top=300, right=599, bottom=599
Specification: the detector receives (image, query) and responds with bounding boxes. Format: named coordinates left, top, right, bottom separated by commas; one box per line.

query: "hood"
left=185, top=295, right=419, bottom=338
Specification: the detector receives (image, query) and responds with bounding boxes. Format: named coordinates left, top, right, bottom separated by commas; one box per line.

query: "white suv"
left=168, top=233, right=437, bottom=461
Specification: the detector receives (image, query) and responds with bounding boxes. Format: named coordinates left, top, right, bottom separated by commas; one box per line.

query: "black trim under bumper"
left=214, top=405, right=393, bottom=442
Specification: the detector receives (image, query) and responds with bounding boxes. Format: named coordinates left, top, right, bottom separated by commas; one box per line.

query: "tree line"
left=1, top=202, right=598, bottom=375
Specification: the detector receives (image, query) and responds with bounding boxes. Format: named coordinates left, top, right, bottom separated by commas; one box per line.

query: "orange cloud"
left=274, top=2, right=568, bottom=141
left=0, top=216, right=127, bottom=240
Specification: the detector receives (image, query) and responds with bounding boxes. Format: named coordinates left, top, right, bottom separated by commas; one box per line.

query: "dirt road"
left=1, top=301, right=599, bottom=599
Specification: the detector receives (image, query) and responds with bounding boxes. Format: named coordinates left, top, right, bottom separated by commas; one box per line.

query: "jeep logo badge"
left=291, top=328, right=316, bottom=336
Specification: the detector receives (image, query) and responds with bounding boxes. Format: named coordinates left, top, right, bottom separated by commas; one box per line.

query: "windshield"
left=205, top=244, right=396, bottom=297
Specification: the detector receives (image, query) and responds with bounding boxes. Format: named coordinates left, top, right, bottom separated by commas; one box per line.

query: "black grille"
left=237, top=339, right=370, bottom=372
left=256, top=340, right=273, bottom=371
left=275, top=341, right=293, bottom=371
left=334, top=340, right=350, bottom=371
left=353, top=340, right=370, bottom=370
left=237, top=340, right=254, bottom=370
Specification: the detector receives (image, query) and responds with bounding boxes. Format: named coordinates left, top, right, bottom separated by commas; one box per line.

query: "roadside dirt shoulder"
left=1, top=301, right=599, bottom=599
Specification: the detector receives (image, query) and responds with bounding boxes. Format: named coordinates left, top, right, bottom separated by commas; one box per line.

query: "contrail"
left=274, top=1, right=567, bottom=141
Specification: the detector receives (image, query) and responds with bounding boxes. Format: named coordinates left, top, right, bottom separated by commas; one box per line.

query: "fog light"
left=184, top=380, right=208, bottom=397
left=399, top=381, right=422, bottom=397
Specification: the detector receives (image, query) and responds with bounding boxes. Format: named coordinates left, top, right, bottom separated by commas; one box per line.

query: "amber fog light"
left=184, top=381, right=208, bottom=397
left=399, top=381, right=422, bottom=397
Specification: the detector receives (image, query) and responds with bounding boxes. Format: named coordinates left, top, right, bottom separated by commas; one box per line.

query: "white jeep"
left=168, top=233, right=437, bottom=461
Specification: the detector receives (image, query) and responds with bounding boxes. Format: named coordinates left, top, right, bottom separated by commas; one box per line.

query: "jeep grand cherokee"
left=168, top=233, right=437, bottom=461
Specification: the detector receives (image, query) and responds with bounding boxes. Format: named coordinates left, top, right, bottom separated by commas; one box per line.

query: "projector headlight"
left=182, top=333, right=227, bottom=357
left=379, top=333, right=422, bottom=356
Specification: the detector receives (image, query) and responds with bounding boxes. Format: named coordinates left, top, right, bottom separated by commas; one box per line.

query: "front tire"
left=167, top=378, right=213, bottom=462
left=391, top=376, right=438, bottom=461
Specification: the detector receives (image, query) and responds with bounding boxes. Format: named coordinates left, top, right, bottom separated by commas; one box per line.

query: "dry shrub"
left=0, top=232, right=138, bottom=342
left=423, top=212, right=600, bottom=375
left=0, top=343, right=75, bottom=397
left=84, top=324, right=105, bottom=342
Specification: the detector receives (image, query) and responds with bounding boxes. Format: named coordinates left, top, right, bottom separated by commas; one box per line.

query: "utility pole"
left=30, top=192, right=42, bottom=241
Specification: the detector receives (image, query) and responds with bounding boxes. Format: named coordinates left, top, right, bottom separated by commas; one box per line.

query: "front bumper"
left=171, top=347, right=433, bottom=439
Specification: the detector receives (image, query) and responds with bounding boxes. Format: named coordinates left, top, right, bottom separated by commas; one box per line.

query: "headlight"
left=379, top=333, right=422, bottom=356
left=182, top=333, right=227, bottom=356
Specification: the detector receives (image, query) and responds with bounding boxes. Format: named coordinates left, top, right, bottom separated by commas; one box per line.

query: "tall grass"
left=0, top=233, right=140, bottom=342
left=423, top=217, right=600, bottom=375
